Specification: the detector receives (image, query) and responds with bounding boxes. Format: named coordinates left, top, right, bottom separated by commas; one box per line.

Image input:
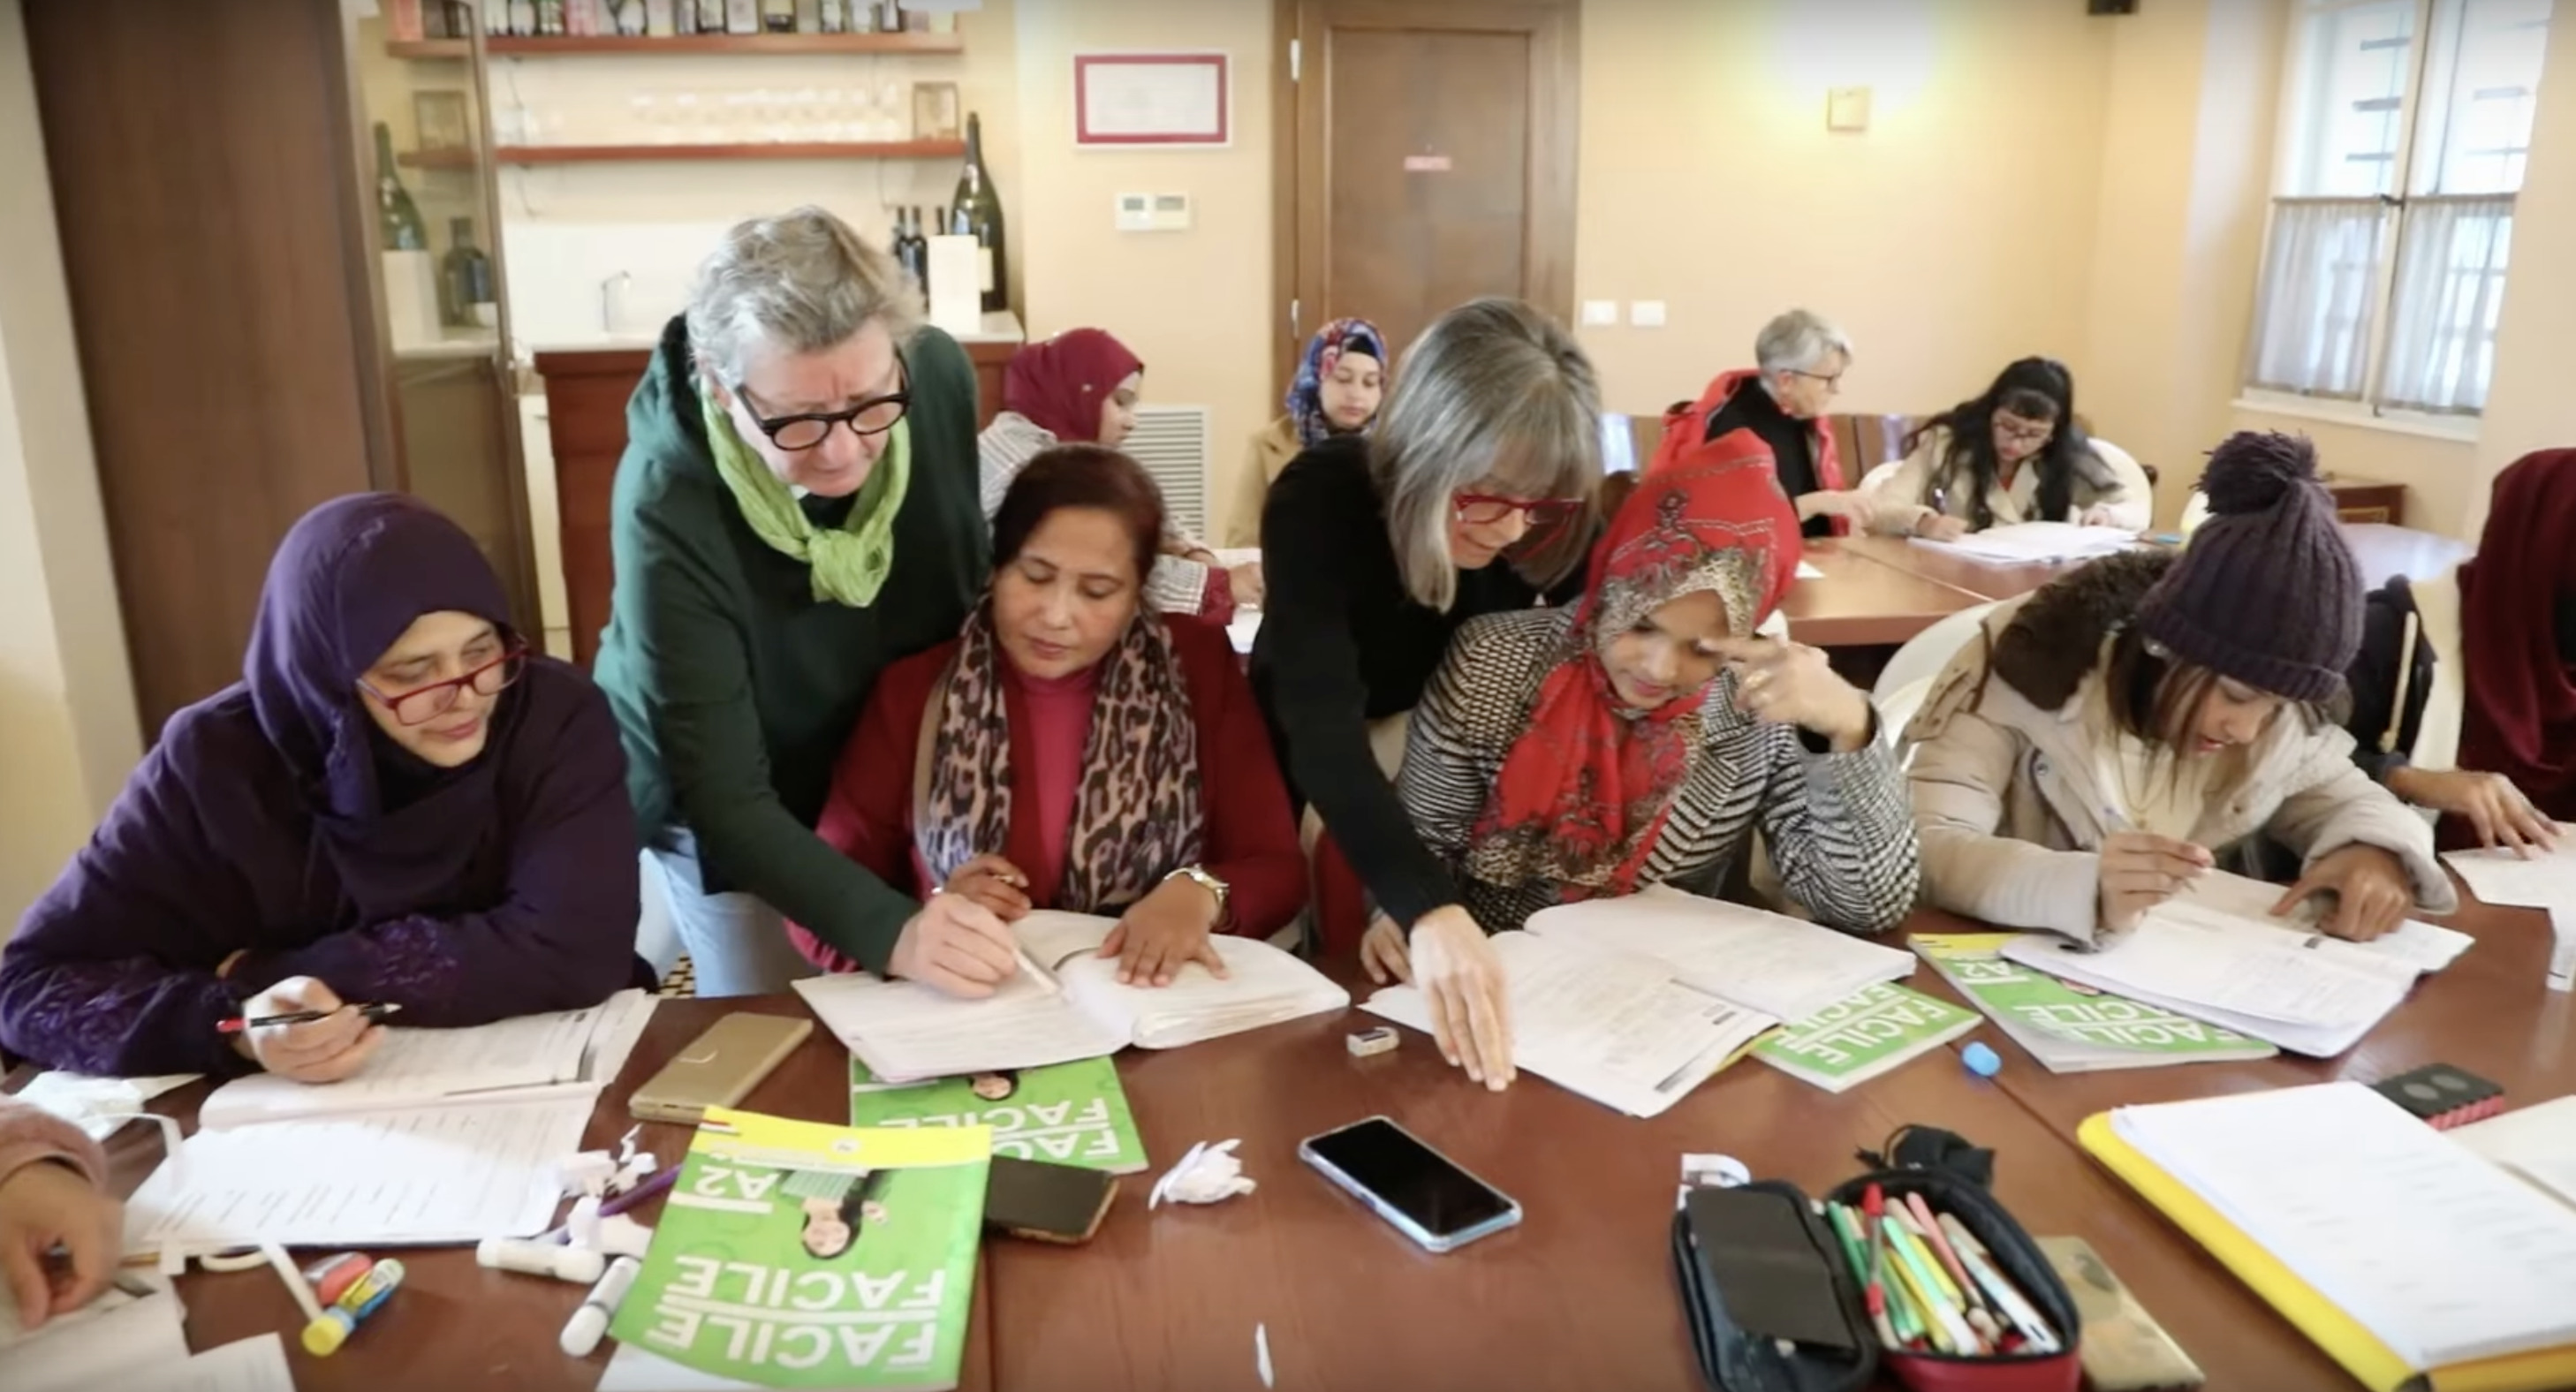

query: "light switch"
left=1149, top=193, right=1193, bottom=231
left=1580, top=299, right=1619, bottom=327
left=1115, top=193, right=1154, bottom=232
left=1630, top=300, right=1667, bottom=328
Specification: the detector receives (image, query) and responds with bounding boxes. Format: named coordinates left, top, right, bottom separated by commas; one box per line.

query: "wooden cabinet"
left=535, top=335, right=1018, bottom=668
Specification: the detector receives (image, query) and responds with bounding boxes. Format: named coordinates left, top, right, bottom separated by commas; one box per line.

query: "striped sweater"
left=1397, top=609, right=1921, bottom=935
left=978, top=412, right=1213, bottom=615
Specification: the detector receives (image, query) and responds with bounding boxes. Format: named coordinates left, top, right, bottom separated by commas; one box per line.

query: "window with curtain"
left=2246, top=0, right=2553, bottom=418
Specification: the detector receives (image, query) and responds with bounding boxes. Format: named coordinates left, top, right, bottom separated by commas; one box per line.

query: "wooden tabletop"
left=1832, top=522, right=2476, bottom=612
left=87, top=889, right=2557, bottom=1392
left=1784, top=541, right=1985, bottom=647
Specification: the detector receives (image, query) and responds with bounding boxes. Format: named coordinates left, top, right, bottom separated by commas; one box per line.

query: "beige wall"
left=1011, top=0, right=1273, bottom=534
left=0, top=0, right=142, bottom=933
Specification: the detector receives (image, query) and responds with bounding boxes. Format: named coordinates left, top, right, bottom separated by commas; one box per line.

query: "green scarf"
left=700, top=384, right=910, bottom=607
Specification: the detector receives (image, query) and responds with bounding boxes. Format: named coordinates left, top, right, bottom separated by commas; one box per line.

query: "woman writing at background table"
left=593, top=207, right=1009, bottom=999
left=1224, top=317, right=1391, bottom=554
left=1864, top=357, right=2152, bottom=540
left=0, top=495, right=642, bottom=1079
left=977, top=328, right=1247, bottom=617
left=1387, top=432, right=1921, bottom=1086
left=1254, top=298, right=1601, bottom=1047
left=1905, top=434, right=2456, bottom=945
left=791, top=446, right=1306, bottom=985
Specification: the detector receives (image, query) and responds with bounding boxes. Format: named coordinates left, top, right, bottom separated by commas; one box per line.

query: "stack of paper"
left=796, top=912, right=1350, bottom=1084
left=2449, top=1095, right=2576, bottom=1213
left=2, top=1275, right=292, bottom=1392
left=1523, top=884, right=1918, bottom=1022
left=1913, top=933, right=2277, bottom=1072
left=2107, top=1084, right=2576, bottom=1373
left=1752, top=981, right=1980, bottom=1093
left=1999, top=872, right=2471, bottom=1057
left=1366, top=932, right=1777, bottom=1117
left=1913, top=520, right=2140, bottom=565
left=125, top=1095, right=591, bottom=1257
left=195, top=987, right=657, bottom=1128
left=2443, top=837, right=2576, bottom=909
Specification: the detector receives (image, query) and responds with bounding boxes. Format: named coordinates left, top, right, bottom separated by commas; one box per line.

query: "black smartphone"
left=982, top=1155, right=1119, bottom=1245
left=1299, top=1116, right=1521, bottom=1252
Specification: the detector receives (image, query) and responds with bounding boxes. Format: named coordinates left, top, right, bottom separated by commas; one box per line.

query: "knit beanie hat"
left=2135, top=432, right=2360, bottom=703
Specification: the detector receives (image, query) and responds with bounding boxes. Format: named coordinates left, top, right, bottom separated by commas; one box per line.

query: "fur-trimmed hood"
left=1987, top=549, right=2176, bottom=711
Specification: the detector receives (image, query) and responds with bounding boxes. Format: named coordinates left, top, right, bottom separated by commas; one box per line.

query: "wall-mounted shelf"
left=387, top=33, right=962, bottom=60
left=476, top=140, right=965, bottom=164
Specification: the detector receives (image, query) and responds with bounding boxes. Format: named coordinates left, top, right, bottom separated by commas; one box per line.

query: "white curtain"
left=2244, top=198, right=2393, bottom=399
left=2376, top=193, right=2515, bottom=414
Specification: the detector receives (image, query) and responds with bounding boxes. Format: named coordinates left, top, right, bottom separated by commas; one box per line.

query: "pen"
left=1903, top=1194, right=2004, bottom=1344
left=216, top=1002, right=401, bottom=1034
left=1826, top=1204, right=1899, bottom=1348
left=1938, top=1214, right=2062, bottom=1353
left=1884, top=1211, right=1978, bottom=1353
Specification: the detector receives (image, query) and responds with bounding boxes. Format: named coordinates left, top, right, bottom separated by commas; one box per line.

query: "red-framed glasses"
left=360, top=643, right=528, bottom=726
left=1453, top=492, right=1581, bottom=528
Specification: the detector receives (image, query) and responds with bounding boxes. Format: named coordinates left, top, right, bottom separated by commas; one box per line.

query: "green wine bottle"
left=949, top=112, right=1008, bottom=314
left=373, top=123, right=428, bottom=253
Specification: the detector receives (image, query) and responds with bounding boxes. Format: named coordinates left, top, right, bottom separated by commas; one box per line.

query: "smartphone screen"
left=1302, top=1117, right=1515, bottom=1243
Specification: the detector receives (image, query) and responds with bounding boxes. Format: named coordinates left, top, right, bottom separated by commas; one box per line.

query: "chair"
left=1870, top=601, right=2001, bottom=711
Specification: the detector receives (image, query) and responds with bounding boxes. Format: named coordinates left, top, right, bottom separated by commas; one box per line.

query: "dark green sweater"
left=595, top=314, right=989, bottom=971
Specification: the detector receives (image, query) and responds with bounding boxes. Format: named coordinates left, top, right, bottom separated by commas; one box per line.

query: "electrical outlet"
left=1580, top=299, right=1619, bottom=327
left=1630, top=300, right=1668, bottom=328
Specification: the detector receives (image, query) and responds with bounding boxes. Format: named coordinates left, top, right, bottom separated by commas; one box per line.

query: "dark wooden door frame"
left=1269, top=0, right=1580, bottom=390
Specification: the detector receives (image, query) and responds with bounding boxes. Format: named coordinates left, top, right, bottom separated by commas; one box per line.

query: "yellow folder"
left=2078, top=1112, right=2576, bottom=1392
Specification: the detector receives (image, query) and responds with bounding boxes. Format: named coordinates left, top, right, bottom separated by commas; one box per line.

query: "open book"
left=1913, top=933, right=2277, bottom=1073
left=793, top=911, right=1349, bottom=1084
left=1999, top=871, right=2470, bottom=1057
left=1522, top=884, right=1919, bottom=1022
left=194, top=987, right=658, bottom=1129
left=1365, top=932, right=1777, bottom=1118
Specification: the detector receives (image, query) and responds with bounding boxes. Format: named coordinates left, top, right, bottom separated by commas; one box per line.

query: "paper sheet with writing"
left=2112, top=1082, right=2576, bottom=1370
left=125, top=1095, right=590, bottom=1255
left=1913, top=520, right=2139, bottom=564
left=1524, top=884, right=1915, bottom=1023
left=1366, top=932, right=1777, bottom=1117
left=2178, top=870, right=2472, bottom=976
left=196, top=988, right=657, bottom=1128
left=2443, top=836, right=2576, bottom=910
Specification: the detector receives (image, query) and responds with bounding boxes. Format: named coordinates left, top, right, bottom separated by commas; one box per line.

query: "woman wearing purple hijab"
left=0, top=495, right=642, bottom=1079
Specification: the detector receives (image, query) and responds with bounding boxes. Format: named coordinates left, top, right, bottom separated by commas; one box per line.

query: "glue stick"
left=477, top=1237, right=606, bottom=1284
left=301, top=1257, right=405, bottom=1356
left=557, top=1256, right=642, bottom=1358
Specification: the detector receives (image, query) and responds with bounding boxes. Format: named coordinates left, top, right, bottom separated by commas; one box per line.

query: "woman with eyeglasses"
left=0, top=495, right=643, bottom=1078
left=1866, top=357, right=2152, bottom=541
left=591, top=206, right=1001, bottom=998
left=1253, top=298, right=1600, bottom=1044
left=1667, top=308, right=1866, bottom=538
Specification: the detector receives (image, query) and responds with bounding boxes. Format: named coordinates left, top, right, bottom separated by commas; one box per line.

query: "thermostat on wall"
left=1115, top=192, right=1193, bottom=232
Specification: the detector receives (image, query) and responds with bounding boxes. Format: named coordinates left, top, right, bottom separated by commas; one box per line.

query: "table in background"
left=1836, top=522, right=2474, bottom=613
left=1784, top=541, right=1983, bottom=648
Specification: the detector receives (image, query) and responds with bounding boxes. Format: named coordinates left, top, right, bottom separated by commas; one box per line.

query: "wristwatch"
left=1163, top=864, right=1231, bottom=927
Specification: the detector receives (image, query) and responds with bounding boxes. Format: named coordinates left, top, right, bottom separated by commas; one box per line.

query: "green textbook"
left=847, top=1057, right=1148, bottom=1175
left=1913, top=933, right=2277, bottom=1073
left=610, top=1108, right=989, bottom=1389
left=1754, top=981, right=1981, bottom=1092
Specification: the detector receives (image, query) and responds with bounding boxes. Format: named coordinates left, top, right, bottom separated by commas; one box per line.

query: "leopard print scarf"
left=914, top=606, right=1203, bottom=912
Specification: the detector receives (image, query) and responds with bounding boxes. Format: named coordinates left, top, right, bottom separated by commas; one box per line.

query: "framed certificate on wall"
left=1073, top=52, right=1230, bottom=148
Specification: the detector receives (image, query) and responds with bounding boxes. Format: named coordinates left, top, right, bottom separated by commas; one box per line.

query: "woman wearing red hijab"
left=2459, top=450, right=2576, bottom=829
left=978, top=328, right=1237, bottom=617
left=1380, top=428, right=1921, bottom=1088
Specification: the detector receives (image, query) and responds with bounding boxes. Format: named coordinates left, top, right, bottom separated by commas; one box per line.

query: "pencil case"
left=1669, top=1127, right=2081, bottom=1392
left=1824, top=1127, right=2082, bottom=1392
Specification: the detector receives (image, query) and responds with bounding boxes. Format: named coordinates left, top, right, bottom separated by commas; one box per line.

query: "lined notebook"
left=2087, top=1083, right=2576, bottom=1388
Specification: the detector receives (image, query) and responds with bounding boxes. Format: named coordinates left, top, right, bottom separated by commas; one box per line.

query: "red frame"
left=1072, top=52, right=1230, bottom=148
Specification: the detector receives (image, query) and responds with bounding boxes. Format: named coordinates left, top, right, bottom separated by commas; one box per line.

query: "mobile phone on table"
left=1299, top=1116, right=1520, bottom=1253
left=629, top=1012, right=812, bottom=1124
left=982, top=1156, right=1119, bottom=1245
left=2036, top=1235, right=2204, bottom=1389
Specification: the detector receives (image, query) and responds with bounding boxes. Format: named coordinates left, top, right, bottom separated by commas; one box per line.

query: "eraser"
left=1345, top=1026, right=1398, bottom=1057
left=1961, top=1041, right=2003, bottom=1078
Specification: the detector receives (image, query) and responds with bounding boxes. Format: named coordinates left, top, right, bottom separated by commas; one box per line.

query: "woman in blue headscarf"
left=1222, top=317, right=1390, bottom=553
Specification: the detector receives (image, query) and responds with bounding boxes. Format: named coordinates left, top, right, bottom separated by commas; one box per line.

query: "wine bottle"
left=949, top=112, right=1008, bottom=314
left=444, top=218, right=498, bottom=329
left=373, top=124, right=429, bottom=253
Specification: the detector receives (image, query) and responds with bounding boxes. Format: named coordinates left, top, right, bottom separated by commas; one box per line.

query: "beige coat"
left=1863, top=427, right=2154, bottom=536
left=1223, top=416, right=1305, bottom=549
left=1903, top=551, right=2457, bottom=942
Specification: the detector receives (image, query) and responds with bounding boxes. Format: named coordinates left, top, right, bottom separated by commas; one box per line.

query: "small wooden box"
left=2324, top=475, right=2406, bottom=526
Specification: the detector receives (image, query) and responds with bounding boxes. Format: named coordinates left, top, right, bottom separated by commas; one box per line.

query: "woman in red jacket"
left=792, top=444, right=1307, bottom=988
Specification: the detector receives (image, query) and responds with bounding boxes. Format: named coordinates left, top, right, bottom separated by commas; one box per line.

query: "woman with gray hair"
left=1663, top=308, right=1869, bottom=539
left=1252, top=298, right=1600, bottom=1063
left=593, top=206, right=1018, bottom=999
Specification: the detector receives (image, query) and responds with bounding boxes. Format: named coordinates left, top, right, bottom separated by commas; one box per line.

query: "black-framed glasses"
left=359, top=643, right=528, bottom=726
left=1785, top=367, right=1845, bottom=392
left=736, top=351, right=911, bottom=451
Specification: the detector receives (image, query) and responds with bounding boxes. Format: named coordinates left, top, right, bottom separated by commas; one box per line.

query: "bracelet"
left=1163, top=865, right=1231, bottom=928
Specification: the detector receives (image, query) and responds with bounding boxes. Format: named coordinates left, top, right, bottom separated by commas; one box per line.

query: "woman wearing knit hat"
left=1903, top=432, right=2458, bottom=945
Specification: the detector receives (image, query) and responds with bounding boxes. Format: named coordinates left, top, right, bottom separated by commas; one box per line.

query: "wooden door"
left=1275, top=0, right=1579, bottom=382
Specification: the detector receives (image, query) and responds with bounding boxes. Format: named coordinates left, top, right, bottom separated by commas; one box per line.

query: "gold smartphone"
left=630, top=1012, right=813, bottom=1124
left=2036, top=1235, right=2206, bottom=1390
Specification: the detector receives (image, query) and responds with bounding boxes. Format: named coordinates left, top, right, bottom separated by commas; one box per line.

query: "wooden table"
left=1784, top=541, right=1985, bottom=647
left=1837, top=523, right=2475, bottom=612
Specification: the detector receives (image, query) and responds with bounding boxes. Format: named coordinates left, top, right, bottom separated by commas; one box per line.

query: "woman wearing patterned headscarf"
left=1224, top=318, right=1390, bottom=551
left=1385, top=427, right=1919, bottom=1087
